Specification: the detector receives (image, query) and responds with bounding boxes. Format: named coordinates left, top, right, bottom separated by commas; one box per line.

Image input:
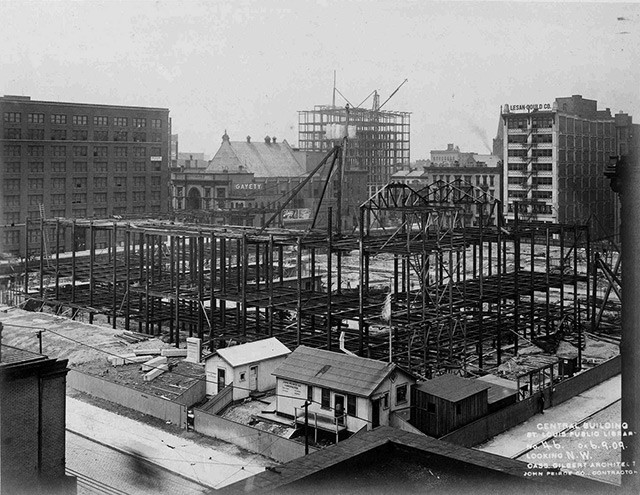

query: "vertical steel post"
left=619, top=142, right=640, bottom=494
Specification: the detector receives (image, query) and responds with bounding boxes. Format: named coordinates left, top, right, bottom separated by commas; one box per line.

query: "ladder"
left=39, top=204, right=51, bottom=268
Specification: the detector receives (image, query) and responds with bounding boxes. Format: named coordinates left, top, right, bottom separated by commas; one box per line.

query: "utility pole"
left=35, top=330, right=43, bottom=354
left=616, top=146, right=640, bottom=495
left=337, top=104, right=350, bottom=236
left=303, top=400, right=310, bottom=455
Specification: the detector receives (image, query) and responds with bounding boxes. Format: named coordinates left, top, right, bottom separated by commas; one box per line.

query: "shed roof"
left=207, top=138, right=306, bottom=178
left=273, top=346, right=404, bottom=397
left=209, top=338, right=291, bottom=367
left=415, top=374, right=491, bottom=403
left=477, top=374, right=519, bottom=405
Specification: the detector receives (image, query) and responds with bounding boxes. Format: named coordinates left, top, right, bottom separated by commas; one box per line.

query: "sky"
left=1, top=0, right=639, bottom=160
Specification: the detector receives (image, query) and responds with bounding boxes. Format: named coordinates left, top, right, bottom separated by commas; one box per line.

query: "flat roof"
left=0, top=95, right=169, bottom=112
left=415, top=374, right=491, bottom=402
left=0, top=344, right=46, bottom=365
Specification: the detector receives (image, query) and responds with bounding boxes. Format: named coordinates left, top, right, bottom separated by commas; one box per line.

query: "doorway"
left=372, top=398, right=380, bottom=428
left=217, top=368, right=226, bottom=393
left=187, top=188, right=202, bottom=210
left=249, top=365, right=258, bottom=391
left=334, top=394, right=345, bottom=426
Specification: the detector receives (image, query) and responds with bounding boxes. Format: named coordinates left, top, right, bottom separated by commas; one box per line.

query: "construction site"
left=298, top=83, right=411, bottom=197
left=7, top=147, right=621, bottom=382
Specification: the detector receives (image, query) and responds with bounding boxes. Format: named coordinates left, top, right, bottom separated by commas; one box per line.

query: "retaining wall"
left=67, top=369, right=187, bottom=428
left=193, top=408, right=316, bottom=463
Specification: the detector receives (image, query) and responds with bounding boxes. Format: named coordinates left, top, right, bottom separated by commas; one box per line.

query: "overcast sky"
left=1, top=0, right=638, bottom=160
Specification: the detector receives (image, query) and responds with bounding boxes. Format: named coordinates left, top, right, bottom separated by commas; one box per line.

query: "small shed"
left=204, top=338, right=290, bottom=401
left=411, top=374, right=491, bottom=437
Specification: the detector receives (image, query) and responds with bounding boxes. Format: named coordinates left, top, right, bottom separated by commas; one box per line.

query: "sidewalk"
left=67, top=396, right=272, bottom=489
left=475, top=374, right=621, bottom=458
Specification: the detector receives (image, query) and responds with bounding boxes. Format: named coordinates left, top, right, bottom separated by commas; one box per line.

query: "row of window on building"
left=3, top=144, right=162, bottom=157
left=507, top=162, right=553, bottom=172
left=507, top=115, right=616, bottom=137
left=3, top=128, right=163, bottom=142
left=507, top=177, right=553, bottom=186
left=431, top=174, right=496, bottom=187
left=4, top=160, right=161, bottom=174
left=4, top=112, right=162, bottom=128
left=507, top=116, right=554, bottom=129
left=3, top=177, right=161, bottom=192
left=506, top=203, right=553, bottom=215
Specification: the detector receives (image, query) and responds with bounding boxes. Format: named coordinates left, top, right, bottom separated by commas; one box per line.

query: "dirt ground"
left=0, top=304, right=204, bottom=400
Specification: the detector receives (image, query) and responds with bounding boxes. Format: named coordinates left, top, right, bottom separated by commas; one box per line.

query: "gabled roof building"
left=204, top=337, right=290, bottom=400
left=273, top=346, right=416, bottom=440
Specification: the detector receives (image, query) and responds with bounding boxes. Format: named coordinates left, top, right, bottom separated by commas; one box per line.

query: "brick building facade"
left=0, top=95, right=170, bottom=256
left=0, top=342, right=75, bottom=494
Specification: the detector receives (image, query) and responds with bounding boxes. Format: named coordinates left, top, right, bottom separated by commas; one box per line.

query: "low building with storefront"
left=272, top=346, right=416, bottom=440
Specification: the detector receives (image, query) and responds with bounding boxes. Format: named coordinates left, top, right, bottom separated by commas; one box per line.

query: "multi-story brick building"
left=0, top=95, right=170, bottom=256
left=500, top=95, right=626, bottom=240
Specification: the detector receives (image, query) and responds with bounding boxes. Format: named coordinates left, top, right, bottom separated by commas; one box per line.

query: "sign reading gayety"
left=234, top=182, right=264, bottom=191
left=505, top=103, right=553, bottom=113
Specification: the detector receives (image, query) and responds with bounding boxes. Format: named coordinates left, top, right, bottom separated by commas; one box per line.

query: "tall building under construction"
left=298, top=103, right=410, bottom=197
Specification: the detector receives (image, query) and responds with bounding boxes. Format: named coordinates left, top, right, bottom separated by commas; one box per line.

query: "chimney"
left=246, top=136, right=251, bottom=143
left=264, top=136, right=271, bottom=144
left=272, top=137, right=277, bottom=143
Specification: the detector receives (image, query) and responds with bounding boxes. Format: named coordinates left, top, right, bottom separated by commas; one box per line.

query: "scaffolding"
left=20, top=175, right=601, bottom=379
left=298, top=105, right=410, bottom=196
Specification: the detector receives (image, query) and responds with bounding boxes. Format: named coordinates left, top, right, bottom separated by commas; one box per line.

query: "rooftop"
left=207, top=134, right=306, bottom=178
left=414, top=374, right=491, bottom=402
left=273, top=345, right=401, bottom=397
left=218, top=426, right=609, bottom=495
left=208, top=337, right=291, bottom=367
left=0, top=343, right=45, bottom=365
left=0, top=94, right=169, bottom=112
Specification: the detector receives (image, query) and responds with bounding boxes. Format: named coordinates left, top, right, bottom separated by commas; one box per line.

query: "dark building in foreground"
left=218, top=426, right=610, bottom=495
left=0, top=340, right=76, bottom=494
left=0, top=95, right=171, bottom=256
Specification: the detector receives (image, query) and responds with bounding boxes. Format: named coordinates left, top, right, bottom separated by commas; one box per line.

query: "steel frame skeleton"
left=23, top=181, right=592, bottom=377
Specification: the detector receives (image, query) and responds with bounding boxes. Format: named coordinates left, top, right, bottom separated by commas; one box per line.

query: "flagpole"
left=388, top=279, right=392, bottom=363
left=389, top=310, right=392, bottom=364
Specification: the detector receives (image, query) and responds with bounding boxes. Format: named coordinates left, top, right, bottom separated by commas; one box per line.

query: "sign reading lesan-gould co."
left=505, top=103, right=553, bottom=113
